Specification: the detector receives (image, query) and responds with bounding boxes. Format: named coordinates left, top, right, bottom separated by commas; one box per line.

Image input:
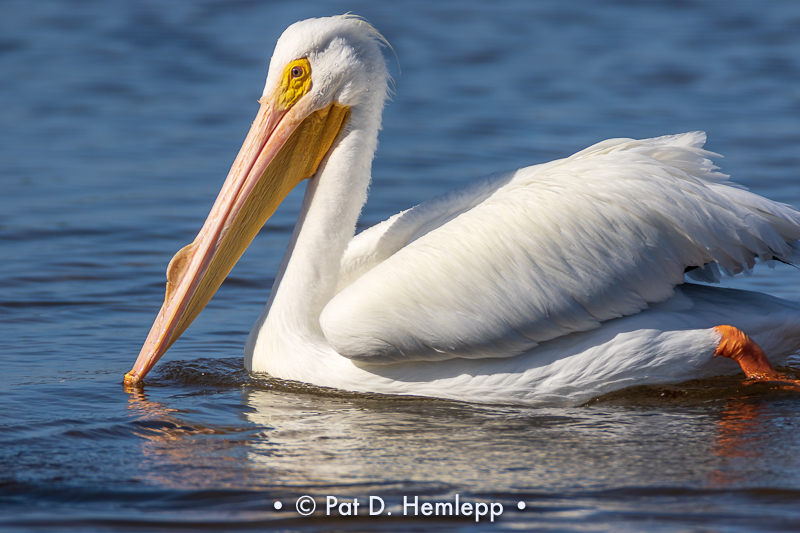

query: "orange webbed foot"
left=713, top=325, right=785, bottom=381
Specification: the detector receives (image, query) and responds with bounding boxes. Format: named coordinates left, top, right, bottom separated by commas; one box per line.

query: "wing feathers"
left=321, top=133, right=800, bottom=364
left=335, top=170, right=517, bottom=294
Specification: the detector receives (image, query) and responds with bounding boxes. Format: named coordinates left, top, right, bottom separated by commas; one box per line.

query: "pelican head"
left=124, top=15, right=389, bottom=385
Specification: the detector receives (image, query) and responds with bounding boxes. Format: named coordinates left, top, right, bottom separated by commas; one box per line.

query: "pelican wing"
left=320, top=132, right=800, bottom=364
left=335, top=169, right=517, bottom=293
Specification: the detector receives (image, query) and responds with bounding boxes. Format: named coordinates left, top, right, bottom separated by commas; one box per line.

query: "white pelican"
left=124, top=15, right=800, bottom=405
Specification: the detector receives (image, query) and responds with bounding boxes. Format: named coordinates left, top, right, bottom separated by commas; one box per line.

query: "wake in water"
left=147, top=358, right=430, bottom=401
left=585, top=367, right=800, bottom=406
left=147, top=357, right=800, bottom=407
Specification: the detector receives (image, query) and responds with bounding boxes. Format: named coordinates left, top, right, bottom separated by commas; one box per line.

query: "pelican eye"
left=278, top=58, right=312, bottom=110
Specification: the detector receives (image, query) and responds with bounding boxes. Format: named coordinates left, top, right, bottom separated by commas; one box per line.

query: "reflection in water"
left=125, top=386, right=179, bottom=420
left=715, top=400, right=764, bottom=459
left=240, top=388, right=728, bottom=496
left=115, top=366, right=800, bottom=527
left=709, top=400, right=764, bottom=486
left=707, top=381, right=800, bottom=490
left=125, top=386, right=260, bottom=490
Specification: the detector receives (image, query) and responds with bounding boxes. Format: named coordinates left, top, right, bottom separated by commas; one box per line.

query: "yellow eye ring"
left=277, top=58, right=312, bottom=110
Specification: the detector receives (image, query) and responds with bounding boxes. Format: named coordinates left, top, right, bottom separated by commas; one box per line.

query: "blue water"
left=3, top=1, right=800, bottom=531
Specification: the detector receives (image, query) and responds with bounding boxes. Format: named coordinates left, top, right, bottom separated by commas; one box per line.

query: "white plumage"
left=322, top=132, right=800, bottom=365
left=128, top=15, right=800, bottom=405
